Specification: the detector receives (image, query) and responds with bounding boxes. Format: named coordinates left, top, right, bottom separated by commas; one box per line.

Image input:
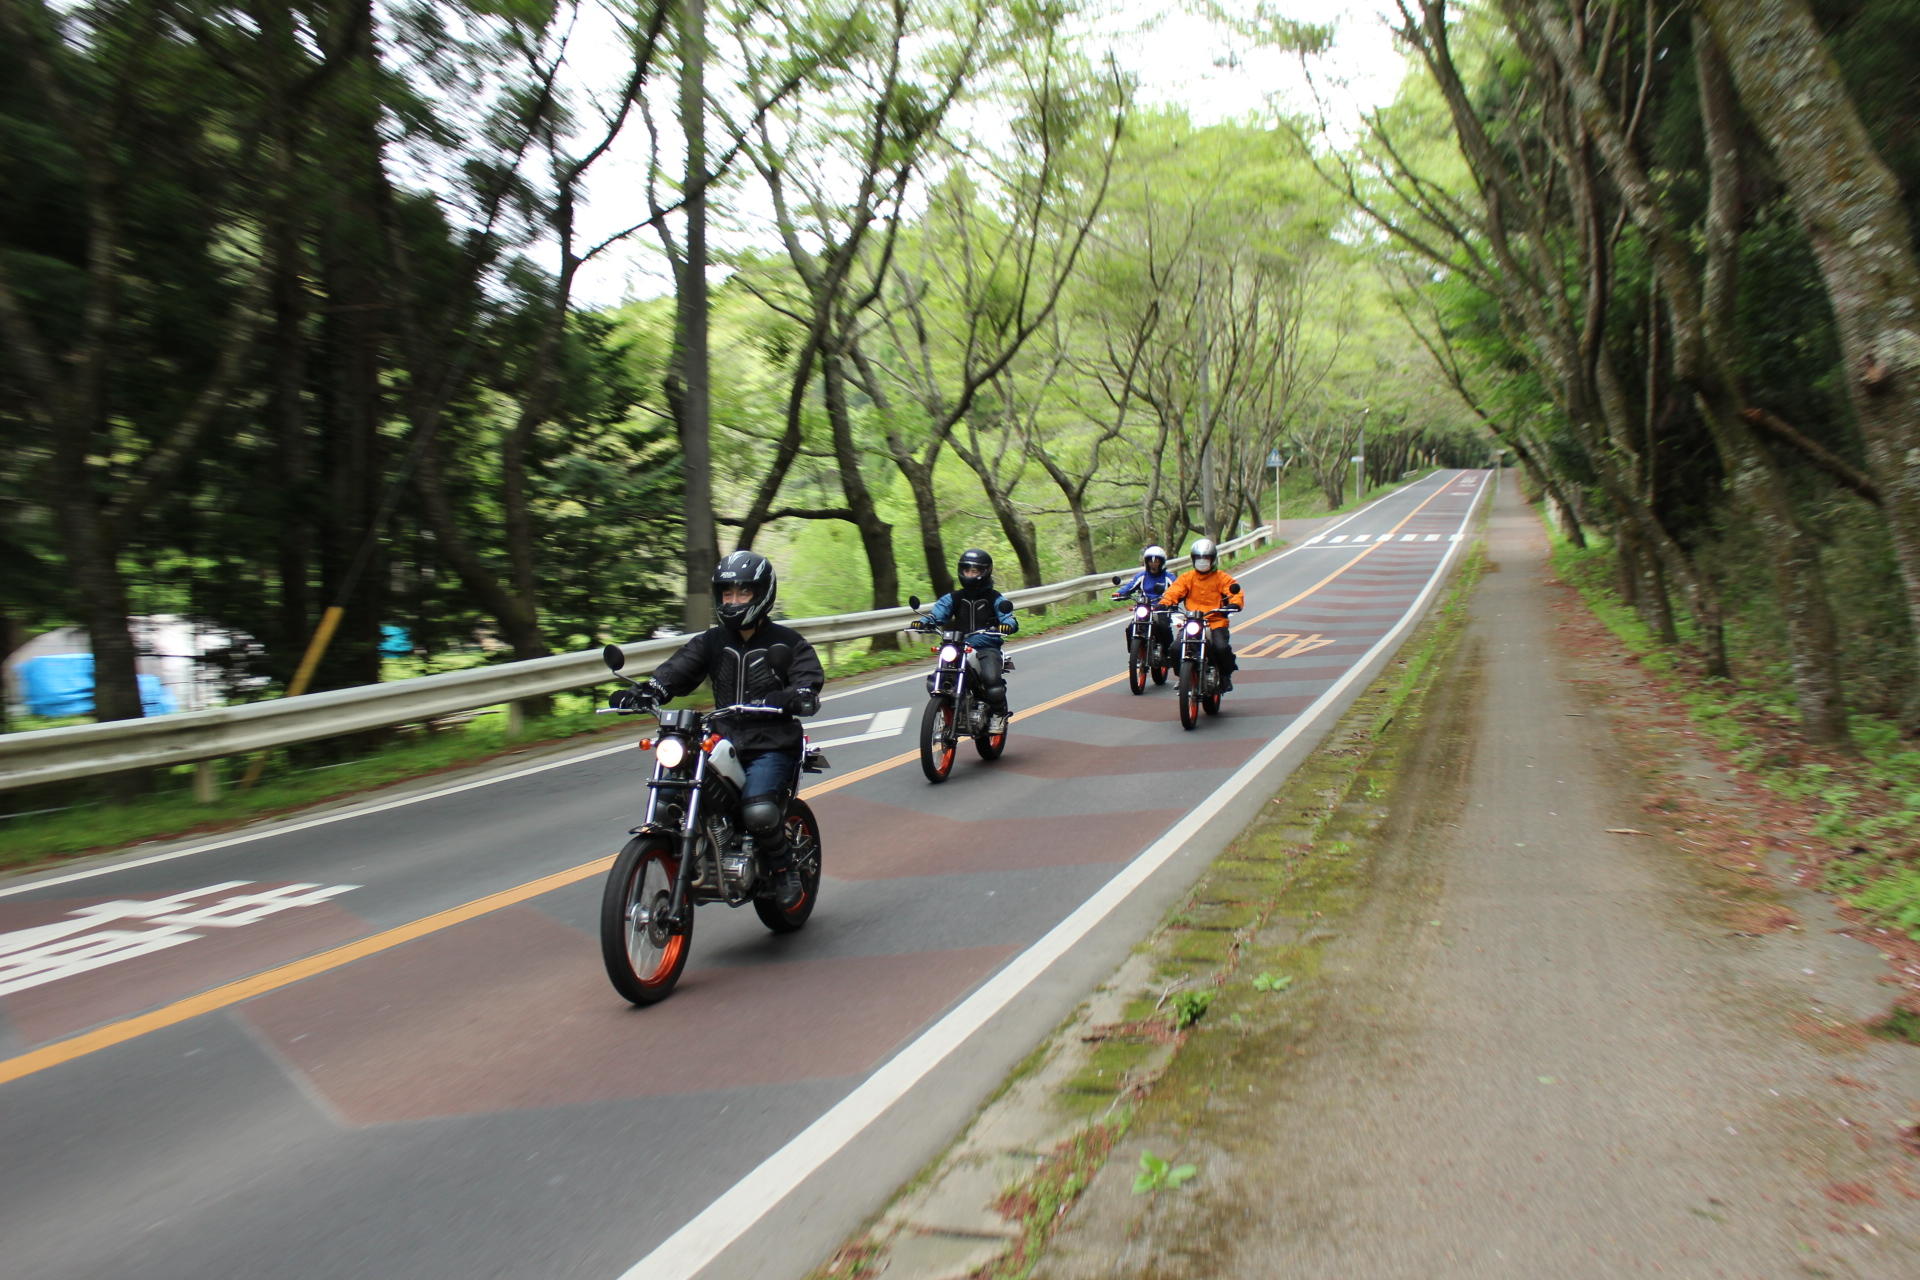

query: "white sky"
left=561, top=0, right=1408, bottom=305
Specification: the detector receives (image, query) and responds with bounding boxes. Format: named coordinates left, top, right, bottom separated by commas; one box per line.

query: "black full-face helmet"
left=712, top=550, right=777, bottom=633
left=956, top=548, right=994, bottom=590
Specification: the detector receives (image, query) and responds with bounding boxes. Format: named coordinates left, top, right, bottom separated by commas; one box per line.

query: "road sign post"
left=1267, top=448, right=1284, bottom=535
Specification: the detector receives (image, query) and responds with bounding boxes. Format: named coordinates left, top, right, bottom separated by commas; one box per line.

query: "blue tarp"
left=380, top=625, right=413, bottom=656
left=17, top=654, right=175, bottom=718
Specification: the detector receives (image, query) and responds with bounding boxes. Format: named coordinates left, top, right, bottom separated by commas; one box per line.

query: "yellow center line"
left=0, top=483, right=1467, bottom=1088
left=0, top=858, right=613, bottom=1087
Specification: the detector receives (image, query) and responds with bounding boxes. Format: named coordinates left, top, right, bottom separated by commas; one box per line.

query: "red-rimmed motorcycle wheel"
left=601, top=835, right=691, bottom=1006
left=1177, top=660, right=1199, bottom=730
left=920, top=695, right=958, bottom=782
left=1127, top=635, right=1147, bottom=694
left=1151, top=661, right=1170, bottom=686
left=755, top=800, right=822, bottom=933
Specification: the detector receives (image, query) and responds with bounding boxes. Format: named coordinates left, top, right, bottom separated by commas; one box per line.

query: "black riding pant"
left=969, top=646, right=1007, bottom=707
left=1205, top=625, right=1236, bottom=674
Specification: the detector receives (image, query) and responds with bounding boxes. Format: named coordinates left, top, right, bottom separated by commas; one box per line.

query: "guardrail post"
left=193, top=761, right=219, bottom=803
left=505, top=701, right=525, bottom=740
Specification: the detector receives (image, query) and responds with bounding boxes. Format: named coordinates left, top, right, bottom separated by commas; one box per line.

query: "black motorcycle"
left=1110, top=576, right=1175, bottom=694
left=1174, top=605, right=1240, bottom=730
left=596, top=645, right=829, bottom=1006
left=905, top=596, right=1012, bottom=783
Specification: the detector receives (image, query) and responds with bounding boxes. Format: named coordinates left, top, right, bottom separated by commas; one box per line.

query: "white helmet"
left=1142, top=545, right=1168, bottom=573
left=1190, top=538, right=1218, bottom=573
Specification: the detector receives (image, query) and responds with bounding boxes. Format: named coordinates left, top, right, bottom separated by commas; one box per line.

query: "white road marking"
left=1329, top=535, right=1348, bottom=543
left=1425, top=534, right=1440, bottom=542
left=812, top=707, right=911, bottom=749
left=0, top=473, right=1469, bottom=900
left=0, top=882, right=359, bottom=997
left=805, top=711, right=881, bottom=731
left=619, top=472, right=1491, bottom=1280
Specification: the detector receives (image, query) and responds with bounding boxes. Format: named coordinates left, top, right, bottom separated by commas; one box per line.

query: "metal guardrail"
left=0, top=527, right=1273, bottom=793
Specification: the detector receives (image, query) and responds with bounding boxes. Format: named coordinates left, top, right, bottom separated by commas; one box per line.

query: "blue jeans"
left=740, top=749, right=799, bottom=801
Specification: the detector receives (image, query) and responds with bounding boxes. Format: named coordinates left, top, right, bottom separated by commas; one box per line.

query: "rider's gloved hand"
left=999, top=623, right=1015, bottom=633
left=778, top=687, right=819, bottom=716
left=612, top=679, right=667, bottom=710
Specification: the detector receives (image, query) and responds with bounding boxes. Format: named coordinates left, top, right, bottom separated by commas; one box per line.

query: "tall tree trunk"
left=671, top=0, right=717, bottom=632
left=821, top=349, right=899, bottom=648
left=1704, top=0, right=1920, bottom=729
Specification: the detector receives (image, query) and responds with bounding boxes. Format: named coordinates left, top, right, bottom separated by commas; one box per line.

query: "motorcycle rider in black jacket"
left=620, top=551, right=824, bottom=908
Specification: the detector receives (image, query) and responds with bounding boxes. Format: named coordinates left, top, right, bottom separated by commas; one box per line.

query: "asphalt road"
left=0, top=470, right=1487, bottom=1280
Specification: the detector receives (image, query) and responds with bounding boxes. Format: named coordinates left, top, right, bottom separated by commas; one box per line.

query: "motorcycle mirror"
left=602, top=644, right=626, bottom=672
left=908, top=594, right=921, bottom=610
left=767, top=643, right=792, bottom=669
left=1228, top=581, right=1240, bottom=593
left=1110, top=575, right=1121, bottom=585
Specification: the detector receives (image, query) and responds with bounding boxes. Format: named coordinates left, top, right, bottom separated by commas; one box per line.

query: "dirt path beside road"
left=1035, top=482, right=1920, bottom=1279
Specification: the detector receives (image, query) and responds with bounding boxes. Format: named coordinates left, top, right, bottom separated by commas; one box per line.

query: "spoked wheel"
left=920, top=695, right=958, bottom=782
left=1177, top=660, right=1199, bottom=730
left=601, top=836, right=691, bottom=1006
left=1127, top=636, right=1147, bottom=695
left=974, top=702, right=1008, bottom=760
left=754, top=800, right=822, bottom=933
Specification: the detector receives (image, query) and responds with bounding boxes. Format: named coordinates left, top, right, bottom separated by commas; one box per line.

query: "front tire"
left=1177, top=660, right=1199, bottom=730
left=601, top=836, right=691, bottom=1006
left=755, top=800, right=822, bottom=933
left=920, top=695, right=958, bottom=782
left=974, top=702, right=1008, bottom=760
left=1127, top=635, right=1146, bottom=695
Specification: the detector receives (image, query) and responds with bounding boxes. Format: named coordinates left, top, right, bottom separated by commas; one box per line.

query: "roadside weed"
left=1169, top=989, right=1213, bottom=1029
left=1132, top=1150, right=1197, bottom=1195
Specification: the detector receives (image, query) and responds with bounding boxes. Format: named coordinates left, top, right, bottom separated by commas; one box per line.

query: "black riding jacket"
left=650, top=621, right=824, bottom=754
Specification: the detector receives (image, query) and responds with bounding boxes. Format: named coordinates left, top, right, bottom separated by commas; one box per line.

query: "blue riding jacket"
left=1114, top=568, right=1179, bottom=600
left=924, top=588, right=1018, bottom=648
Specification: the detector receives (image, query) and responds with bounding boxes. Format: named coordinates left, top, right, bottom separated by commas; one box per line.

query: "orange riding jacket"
left=1160, top=568, right=1243, bottom=629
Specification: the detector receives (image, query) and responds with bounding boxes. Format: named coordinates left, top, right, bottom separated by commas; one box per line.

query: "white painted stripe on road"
left=0, top=473, right=1468, bottom=900
left=620, top=473, right=1491, bottom=1280
left=812, top=707, right=911, bottom=750
left=1425, top=534, right=1440, bottom=542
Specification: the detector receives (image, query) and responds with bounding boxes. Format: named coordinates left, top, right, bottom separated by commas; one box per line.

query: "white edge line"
left=619, top=473, right=1488, bottom=1280
left=0, top=741, right=643, bottom=899
left=0, top=472, right=1465, bottom=900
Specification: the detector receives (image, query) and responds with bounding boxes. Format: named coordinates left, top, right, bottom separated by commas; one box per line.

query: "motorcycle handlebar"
left=712, top=703, right=785, bottom=715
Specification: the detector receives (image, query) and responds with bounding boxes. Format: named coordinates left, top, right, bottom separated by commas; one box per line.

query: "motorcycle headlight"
left=655, top=736, right=689, bottom=769
left=1133, top=605, right=1150, bottom=620
left=1184, top=620, right=1203, bottom=637
left=938, top=644, right=961, bottom=664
